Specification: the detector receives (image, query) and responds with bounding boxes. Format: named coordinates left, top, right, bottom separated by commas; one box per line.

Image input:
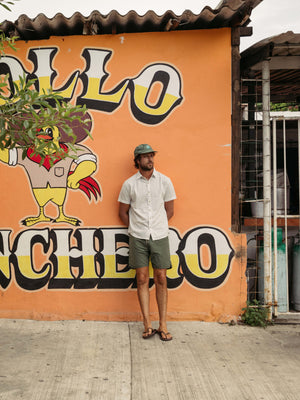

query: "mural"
left=0, top=112, right=101, bottom=226
left=0, top=226, right=234, bottom=291
left=0, top=30, right=247, bottom=321
left=0, top=48, right=183, bottom=125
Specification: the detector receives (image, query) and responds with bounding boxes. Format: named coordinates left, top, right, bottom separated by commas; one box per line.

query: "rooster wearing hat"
left=0, top=111, right=101, bottom=226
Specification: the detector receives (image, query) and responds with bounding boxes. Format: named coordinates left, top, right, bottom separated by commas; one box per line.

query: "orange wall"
left=0, top=29, right=247, bottom=322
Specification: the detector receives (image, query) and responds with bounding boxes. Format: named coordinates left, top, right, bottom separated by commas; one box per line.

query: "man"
left=118, top=144, right=176, bottom=341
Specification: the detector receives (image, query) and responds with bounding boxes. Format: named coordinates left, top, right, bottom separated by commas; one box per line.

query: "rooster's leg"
left=22, top=206, right=52, bottom=227
left=53, top=205, right=81, bottom=226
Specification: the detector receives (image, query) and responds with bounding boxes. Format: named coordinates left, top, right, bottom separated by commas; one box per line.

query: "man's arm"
left=164, top=200, right=174, bottom=220
left=119, top=202, right=130, bottom=226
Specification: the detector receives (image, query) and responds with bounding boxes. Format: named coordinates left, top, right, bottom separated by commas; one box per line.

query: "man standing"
left=118, top=144, right=176, bottom=341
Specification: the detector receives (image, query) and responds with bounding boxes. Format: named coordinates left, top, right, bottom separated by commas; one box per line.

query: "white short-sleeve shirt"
left=118, top=169, right=176, bottom=240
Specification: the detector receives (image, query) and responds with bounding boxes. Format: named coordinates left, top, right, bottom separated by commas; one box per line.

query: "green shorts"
left=129, top=235, right=172, bottom=269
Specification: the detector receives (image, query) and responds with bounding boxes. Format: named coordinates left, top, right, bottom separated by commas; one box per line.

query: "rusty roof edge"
left=1, top=8, right=201, bottom=27
left=215, top=0, right=262, bottom=12
left=3, top=8, right=207, bottom=23
left=0, top=0, right=262, bottom=40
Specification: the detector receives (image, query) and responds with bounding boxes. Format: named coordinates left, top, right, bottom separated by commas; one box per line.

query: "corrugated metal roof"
left=241, top=31, right=300, bottom=65
left=241, top=32, right=300, bottom=103
left=0, top=0, right=262, bottom=40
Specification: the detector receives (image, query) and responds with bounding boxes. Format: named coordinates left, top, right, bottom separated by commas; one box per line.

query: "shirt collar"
left=137, top=168, right=157, bottom=180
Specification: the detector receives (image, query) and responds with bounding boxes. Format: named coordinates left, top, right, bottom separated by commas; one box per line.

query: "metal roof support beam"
left=252, top=56, right=300, bottom=70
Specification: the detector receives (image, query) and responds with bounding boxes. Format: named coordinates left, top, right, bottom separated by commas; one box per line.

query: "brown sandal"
left=157, top=330, right=172, bottom=341
left=142, top=328, right=157, bottom=339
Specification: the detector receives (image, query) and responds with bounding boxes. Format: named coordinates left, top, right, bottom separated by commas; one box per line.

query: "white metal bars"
left=262, top=60, right=272, bottom=319
left=272, top=116, right=300, bottom=315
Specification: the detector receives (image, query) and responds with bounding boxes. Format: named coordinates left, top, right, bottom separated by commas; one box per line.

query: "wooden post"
left=231, top=27, right=241, bottom=233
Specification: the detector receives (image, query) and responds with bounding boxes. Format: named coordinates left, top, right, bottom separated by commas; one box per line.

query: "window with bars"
left=240, top=78, right=300, bottom=313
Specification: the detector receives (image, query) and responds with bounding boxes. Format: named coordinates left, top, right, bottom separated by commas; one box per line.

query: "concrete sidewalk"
left=0, top=319, right=300, bottom=400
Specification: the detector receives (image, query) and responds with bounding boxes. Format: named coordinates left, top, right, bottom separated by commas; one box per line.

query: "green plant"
left=256, top=102, right=299, bottom=112
left=241, top=299, right=270, bottom=327
left=0, top=74, right=90, bottom=162
left=0, top=0, right=91, bottom=163
left=0, top=0, right=17, bottom=12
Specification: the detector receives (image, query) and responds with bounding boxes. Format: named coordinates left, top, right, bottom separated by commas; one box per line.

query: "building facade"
left=0, top=0, right=262, bottom=321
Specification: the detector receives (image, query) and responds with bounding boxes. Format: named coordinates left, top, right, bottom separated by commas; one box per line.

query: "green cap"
left=134, top=144, right=156, bottom=157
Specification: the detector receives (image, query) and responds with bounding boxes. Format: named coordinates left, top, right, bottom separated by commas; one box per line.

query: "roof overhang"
left=0, top=0, right=263, bottom=40
left=241, top=32, right=300, bottom=103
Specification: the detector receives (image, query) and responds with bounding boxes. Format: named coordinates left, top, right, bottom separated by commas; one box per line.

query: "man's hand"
left=164, top=200, right=174, bottom=220
left=119, top=202, right=130, bottom=226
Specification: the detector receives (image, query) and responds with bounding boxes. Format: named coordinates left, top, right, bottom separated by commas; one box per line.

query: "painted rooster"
left=0, top=112, right=101, bottom=226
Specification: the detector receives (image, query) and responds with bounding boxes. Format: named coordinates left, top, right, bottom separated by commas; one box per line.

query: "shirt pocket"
left=54, top=167, right=64, bottom=177
left=151, top=180, right=164, bottom=205
left=132, top=182, right=148, bottom=209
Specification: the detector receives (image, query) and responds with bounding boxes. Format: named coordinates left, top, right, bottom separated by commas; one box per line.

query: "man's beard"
left=140, top=163, right=153, bottom=171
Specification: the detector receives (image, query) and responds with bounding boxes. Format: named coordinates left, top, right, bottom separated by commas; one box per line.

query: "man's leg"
left=154, top=268, right=172, bottom=340
left=136, top=266, right=154, bottom=337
